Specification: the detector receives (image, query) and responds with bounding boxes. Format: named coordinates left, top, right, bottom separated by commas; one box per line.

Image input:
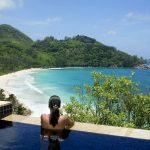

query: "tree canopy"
left=0, top=24, right=145, bottom=75
left=64, top=72, right=150, bottom=130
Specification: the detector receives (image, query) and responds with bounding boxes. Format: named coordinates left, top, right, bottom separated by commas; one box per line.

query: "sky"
left=0, top=0, right=150, bottom=59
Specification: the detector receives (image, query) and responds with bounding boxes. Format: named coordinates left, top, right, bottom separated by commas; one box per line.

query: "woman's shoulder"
left=41, top=114, right=49, bottom=121
left=41, top=113, right=48, bottom=117
left=59, top=115, right=69, bottom=121
left=60, top=115, right=74, bottom=128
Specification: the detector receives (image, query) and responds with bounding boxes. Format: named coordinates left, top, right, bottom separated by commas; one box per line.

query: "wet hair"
left=49, top=95, right=61, bottom=127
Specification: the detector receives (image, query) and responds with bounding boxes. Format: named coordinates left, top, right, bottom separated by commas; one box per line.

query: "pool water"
left=0, top=120, right=150, bottom=150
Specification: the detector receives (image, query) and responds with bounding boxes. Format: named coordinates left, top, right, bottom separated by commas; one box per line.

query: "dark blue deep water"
left=0, top=120, right=150, bottom=150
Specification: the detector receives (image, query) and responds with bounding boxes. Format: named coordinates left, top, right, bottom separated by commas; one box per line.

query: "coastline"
left=0, top=68, right=46, bottom=116
left=1, top=67, right=150, bottom=117
left=0, top=66, right=114, bottom=88
left=0, top=68, right=43, bottom=90
left=0, top=67, right=84, bottom=116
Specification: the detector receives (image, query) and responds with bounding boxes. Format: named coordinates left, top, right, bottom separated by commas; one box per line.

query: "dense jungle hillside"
left=0, top=24, right=144, bottom=75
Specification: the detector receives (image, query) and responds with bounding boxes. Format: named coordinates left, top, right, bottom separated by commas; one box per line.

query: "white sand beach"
left=0, top=68, right=49, bottom=116
left=0, top=68, right=42, bottom=94
left=0, top=67, right=88, bottom=117
left=0, top=67, right=76, bottom=117
left=0, top=68, right=37, bottom=85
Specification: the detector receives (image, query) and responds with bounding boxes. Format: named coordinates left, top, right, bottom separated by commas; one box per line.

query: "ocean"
left=3, top=68, right=150, bottom=117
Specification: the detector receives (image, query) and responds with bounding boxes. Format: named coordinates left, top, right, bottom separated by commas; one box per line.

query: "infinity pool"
left=0, top=120, right=150, bottom=150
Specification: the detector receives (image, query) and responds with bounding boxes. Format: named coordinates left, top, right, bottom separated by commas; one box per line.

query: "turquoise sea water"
left=32, top=67, right=150, bottom=96
left=3, top=68, right=150, bottom=116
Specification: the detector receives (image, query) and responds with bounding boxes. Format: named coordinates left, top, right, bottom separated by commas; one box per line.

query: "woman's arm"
left=40, top=114, right=48, bottom=128
left=65, top=116, right=74, bottom=128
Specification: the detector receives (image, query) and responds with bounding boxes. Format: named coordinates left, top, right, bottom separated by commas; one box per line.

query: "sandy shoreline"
left=0, top=67, right=68, bottom=91
left=0, top=68, right=47, bottom=114
left=0, top=67, right=69, bottom=116
left=0, top=66, right=86, bottom=89
left=0, top=67, right=83, bottom=116
left=0, top=68, right=44, bottom=94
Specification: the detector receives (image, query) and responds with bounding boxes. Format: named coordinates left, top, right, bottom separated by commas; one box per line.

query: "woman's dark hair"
left=49, top=95, right=61, bottom=127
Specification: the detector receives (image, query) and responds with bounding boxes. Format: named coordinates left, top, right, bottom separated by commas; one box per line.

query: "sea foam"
left=25, top=77, right=44, bottom=95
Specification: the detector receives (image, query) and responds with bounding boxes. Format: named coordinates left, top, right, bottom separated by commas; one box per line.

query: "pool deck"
left=2, top=114, right=150, bottom=140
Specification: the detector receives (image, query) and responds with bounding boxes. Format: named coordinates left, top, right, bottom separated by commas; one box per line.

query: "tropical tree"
left=64, top=72, right=150, bottom=129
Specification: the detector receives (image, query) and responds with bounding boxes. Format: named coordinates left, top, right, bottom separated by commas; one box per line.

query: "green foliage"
left=64, top=72, right=150, bottom=130
left=0, top=24, right=147, bottom=125
left=0, top=89, right=31, bottom=116
left=0, top=89, right=5, bottom=101
left=0, top=24, right=144, bottom=75
left=63, top=97, right=99, bottom=123
left=0, top=24, right=33, bottom=46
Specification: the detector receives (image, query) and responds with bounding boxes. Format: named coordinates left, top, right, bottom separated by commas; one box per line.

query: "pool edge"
left=2, top=114, right=150, bottom=140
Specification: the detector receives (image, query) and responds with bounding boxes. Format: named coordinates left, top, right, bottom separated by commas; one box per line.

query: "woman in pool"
left=41, top=95, right=74, bottom=129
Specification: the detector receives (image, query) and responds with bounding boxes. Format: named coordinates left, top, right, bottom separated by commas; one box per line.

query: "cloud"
left=24, top=17, right=62, bottom=26
left=0, top=0, right=23, bottom=10
left=106, top=30, right=117, bottom=36
left=0, top=0, right=15, bottom=10
left=123, top=12, right=150, bottom=23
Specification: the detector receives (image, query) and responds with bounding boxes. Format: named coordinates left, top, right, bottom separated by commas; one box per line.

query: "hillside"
left=0, top=24, right=33, bottom=46
left=0, top=24, right=34, bottom=74
left=32, top=35, right=144, bottom=67
left=0, top=24, right=144, bottom=75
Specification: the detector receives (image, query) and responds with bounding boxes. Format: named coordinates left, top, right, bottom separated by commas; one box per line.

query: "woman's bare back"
left=41, top=114, right=74, bottom=129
